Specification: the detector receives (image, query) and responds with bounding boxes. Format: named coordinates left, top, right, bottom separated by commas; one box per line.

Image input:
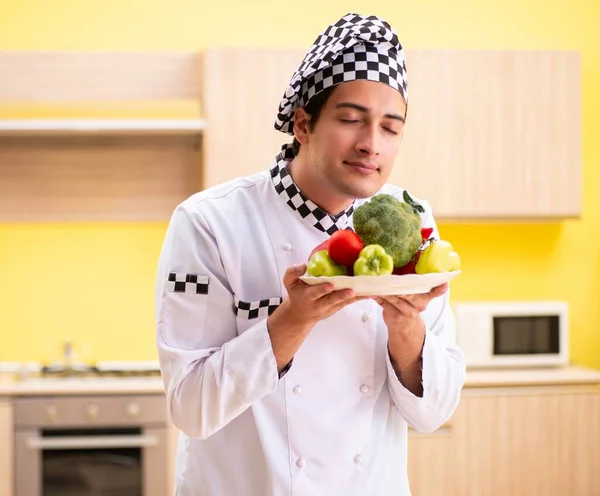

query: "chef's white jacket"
left=155, top=162, right=466, bottom=496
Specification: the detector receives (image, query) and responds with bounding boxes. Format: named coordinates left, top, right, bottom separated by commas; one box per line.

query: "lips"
left=344, top=161, right=379, bottom=174
left=346, top=162, right=378, bottom=170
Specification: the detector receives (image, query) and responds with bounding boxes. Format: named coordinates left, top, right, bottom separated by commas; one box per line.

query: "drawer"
left=13, top=394, right=167, bottom=428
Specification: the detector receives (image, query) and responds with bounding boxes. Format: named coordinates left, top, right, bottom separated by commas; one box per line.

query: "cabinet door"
left=201, top=48, right=301, bottom=189
left=391, top=50, right=581, bottom=220
left=201, top=49, right=581, bottom=220
left=167, top=421, right=180, bottom=495
left=0, top=399, right=13, bottom=496
left=453, top=387, right=600, bottom=496
left=407, top=424, right=456, bottom=496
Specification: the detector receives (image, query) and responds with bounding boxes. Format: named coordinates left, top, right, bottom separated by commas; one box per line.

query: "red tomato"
left=327, top=229, right=364, bottom=267
left=421, top=227, right=434, bottom=242
left=308, top=239, right=329, bottom=261
left=393, top=250, right=422, bottom=275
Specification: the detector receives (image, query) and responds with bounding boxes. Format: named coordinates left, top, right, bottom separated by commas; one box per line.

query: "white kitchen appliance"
left=13, top=365, right=168, bottom=496
left=453, top=301, right=569, bottom=368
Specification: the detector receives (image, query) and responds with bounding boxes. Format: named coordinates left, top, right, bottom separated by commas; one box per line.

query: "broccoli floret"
left=353, top=193, right=422, bottom=268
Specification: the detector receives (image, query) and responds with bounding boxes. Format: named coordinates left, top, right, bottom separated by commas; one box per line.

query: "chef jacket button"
left=354, top=454, right=364, bottom=464
left=360, top=384, right=370, bottom=394
left=296, top=458, right=306, bottom=468
left=293, top=385, right=302, bottom=394
left=283, top=243, right=293, bottom=251
left=362, top=312, right=370, bottom=322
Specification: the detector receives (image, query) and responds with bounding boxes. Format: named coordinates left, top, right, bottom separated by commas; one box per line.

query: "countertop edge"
left=1, top=365, right=599, bottom=397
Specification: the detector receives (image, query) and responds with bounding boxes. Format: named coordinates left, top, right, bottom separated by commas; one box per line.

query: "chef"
left=155, top=12, right=466, bottom=496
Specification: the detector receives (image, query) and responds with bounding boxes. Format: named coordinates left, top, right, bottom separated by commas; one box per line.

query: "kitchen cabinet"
left=407, top=384, right=600, bottom=496
left=1, top=49, right=581, bottom=221
left=167, top=421, right=180, bottom=493
left=407, top=423, right=456, bottom=496
left=0, top=134, right=202, bottom=222
left=0, top=52, right=204, bottom=222
left=161, top=383, right=600, bottom=496
left=0, top=399, right=13, bottom=496
left=201, top=48, right=581, bottom=220
left=390, top=50, right=581, bottom=220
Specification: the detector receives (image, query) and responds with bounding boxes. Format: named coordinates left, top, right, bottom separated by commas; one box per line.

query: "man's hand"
left=375, top=283, right=448, bottom=396
left=267, top=263, right=362, bottom=373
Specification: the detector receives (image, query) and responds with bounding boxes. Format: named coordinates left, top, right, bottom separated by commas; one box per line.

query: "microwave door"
left=494, top=317, right=530, bottom=355
left=532, top=318, right=554, bottom=353
left=494, top=316, right=560, bottom=356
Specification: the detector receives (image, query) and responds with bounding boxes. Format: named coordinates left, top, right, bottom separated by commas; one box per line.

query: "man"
left=155, top=12, right=466, bottom=496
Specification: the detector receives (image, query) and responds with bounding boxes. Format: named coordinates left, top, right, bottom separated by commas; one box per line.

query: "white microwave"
left=453, top=301, right=569, bottom=368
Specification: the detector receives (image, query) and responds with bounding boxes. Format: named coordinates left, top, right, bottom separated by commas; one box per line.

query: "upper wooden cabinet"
left=201, top=48, right=582, bottom=220
left=0, top=49, right=581, bottom=221
left=394, top=50, right=582, bottom=220
left=0, top=52, right=204, bottom=222
left=201, top=48, right=302, bottom=187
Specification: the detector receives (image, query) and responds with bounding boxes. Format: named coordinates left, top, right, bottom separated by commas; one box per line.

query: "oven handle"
left=26, top=434, right=159, bottom=450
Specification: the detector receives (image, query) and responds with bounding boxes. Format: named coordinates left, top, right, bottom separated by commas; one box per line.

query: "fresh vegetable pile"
left=306, top=193, right=461, bottom=277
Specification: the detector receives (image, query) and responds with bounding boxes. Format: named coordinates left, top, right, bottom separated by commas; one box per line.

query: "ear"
left=292, top=107, right=311, bottom=145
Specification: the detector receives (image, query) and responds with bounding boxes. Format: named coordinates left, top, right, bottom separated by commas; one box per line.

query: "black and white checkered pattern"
left=234, top=297, right=284, bottom=320
left=167, top=272, right=209, bottom=295
left=274, top=12, right=408, bottom=136
left=269, top=143, right=354, bottom=235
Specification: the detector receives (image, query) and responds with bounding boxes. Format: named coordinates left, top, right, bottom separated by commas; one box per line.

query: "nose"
left=354, top=123, right=379, bottom=156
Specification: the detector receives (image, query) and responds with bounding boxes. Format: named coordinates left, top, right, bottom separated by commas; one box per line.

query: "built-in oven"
left=14, top=394, right=168, bottom=496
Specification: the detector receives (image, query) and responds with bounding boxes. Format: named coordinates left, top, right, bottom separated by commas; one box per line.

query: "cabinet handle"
left=26, top=434, right=158, bottom=450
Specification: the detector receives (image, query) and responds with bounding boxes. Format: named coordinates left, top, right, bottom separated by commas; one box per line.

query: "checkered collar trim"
left=269, top=144, right=355, bottom=235
left=274, top=12, right=408, bottom=136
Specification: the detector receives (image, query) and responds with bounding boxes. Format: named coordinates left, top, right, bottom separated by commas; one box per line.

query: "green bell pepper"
left=353, top=244, right=394, bottom=276
left=307, top=250, right=348, bottom=277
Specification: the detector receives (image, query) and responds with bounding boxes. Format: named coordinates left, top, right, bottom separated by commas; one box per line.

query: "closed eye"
left=340, top=119, right=360, bottom=124
left=384, top=128, right=399, bottom=135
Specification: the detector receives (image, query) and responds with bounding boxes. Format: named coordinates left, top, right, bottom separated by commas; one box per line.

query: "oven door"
left=15, top=426, right=168, bottom=496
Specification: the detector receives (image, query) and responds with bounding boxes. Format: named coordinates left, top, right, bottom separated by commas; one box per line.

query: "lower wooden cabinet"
left=408, top=423, right=457, bottom=496
left=167, top=421, right=180, bottom=494
left=164, top=385, right=600, bottom=496
left=0, top=399, right=13, bottom=496
left=407, top=385, right=600, bottom=496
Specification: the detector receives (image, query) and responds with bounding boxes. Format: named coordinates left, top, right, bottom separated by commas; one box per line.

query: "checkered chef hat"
left=274, top=12, right=408, bottom=136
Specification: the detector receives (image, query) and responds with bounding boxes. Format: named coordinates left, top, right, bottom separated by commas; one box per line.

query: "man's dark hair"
left=291, top=86, right=336, bottom=156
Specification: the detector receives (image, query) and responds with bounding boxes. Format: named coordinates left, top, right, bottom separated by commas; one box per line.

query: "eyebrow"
left=335, top=102, right=405, bottom=123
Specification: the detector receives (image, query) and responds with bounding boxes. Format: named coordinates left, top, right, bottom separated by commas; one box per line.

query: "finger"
left=305, top=281, right=337, bottom=301
left=429, top=283, right=449, bottom=298
left=283, top=263, right=307, bottom=289
left=318, top=288, right=356, bottom=308
left=397, top=294, right=429, bottom=312
left=381, top=296, right=420, bottom=318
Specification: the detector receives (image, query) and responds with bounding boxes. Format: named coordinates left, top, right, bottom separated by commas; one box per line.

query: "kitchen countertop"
left=463, top=365, right=600, bottom=388
left=0, top=365, right=599, bottom=397
left=0, top=375, right=166, bottom=397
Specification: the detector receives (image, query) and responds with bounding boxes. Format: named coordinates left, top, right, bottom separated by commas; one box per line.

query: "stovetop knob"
left=126, top=402, right=140, bottom=418
left=45, top=405, right=58, bottom=422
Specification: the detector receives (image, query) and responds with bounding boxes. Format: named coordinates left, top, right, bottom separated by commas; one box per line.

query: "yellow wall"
left=1, top=1, right=599, bottom=367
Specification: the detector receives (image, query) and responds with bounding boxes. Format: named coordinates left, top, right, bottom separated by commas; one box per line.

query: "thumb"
left=430, top=283, right=449, bottom=298
left=283, top=263, right=307, bottom=288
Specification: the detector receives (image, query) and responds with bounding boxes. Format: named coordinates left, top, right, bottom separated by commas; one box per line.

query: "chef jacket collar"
left=269, top=143, right=355, bottom=235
